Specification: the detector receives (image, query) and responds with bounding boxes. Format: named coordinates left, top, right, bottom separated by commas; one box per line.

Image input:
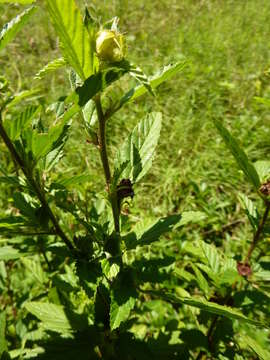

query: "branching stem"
left=0, top=110, right=74, bottom=252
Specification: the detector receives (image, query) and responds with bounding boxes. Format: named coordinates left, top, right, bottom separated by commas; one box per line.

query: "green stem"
left=0, top=110, right=74, bottom=252
left=95, top=95, right=120, bottom=234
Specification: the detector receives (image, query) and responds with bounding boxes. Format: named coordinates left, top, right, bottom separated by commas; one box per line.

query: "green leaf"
left=0, top=6, right=36, bottom=52
left=30, top=114, right=72, bottom=163
left=124, top=214, right=181, bottom=250
left=110, top=273, right=137, bottom=330
left=254, top=160, right=270, bottom=183
left=128, top=64, right=154, bottom=96
left=34, top=58, right=66, bottom=80
left=155, top=292, right=264, bottom=326
left=239, top=335, right=270, bottom=360
left=214, top=119, right=260, bottom=189
left=110, top=292, right=136, bottom=330
left=24, top=302, right=71, bottom=334
left=57, top=173, right=90, bottom=188
left=74, top=63, right=130, bottom=107
left=175, top=211, right=206, bottom=228
left=199, top=240, right=220, bottom=274
left=0, top=312, right=7, bottom=355
left=118, top=61, right=186, bottom=110
left=5, top=89, right=41, bottom=109
left=45, top=0, right=93, bottom=80
left=190, top=263, right=210, bottom=295
left=117, top=112, right=162, bottom=182
left=0, top=246, right=21, bottom=261
left=238, top=193, right=259, bottom=230
left=13, top=192, right=37, bottom=220
left=5, top=105, right=40, bottom=141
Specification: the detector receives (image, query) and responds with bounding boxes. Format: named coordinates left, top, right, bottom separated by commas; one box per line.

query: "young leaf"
left=24, top=302, right=71, bottom=334
left=128, top=64, right=154, bottom=96
left=110, top=272, right=137, bottom=330
left=254, top=160, right=270, bottom=183
left=0, top=6, right=36, bottom=52
left=5, top=89, right=41, bottom=109
left=45, top=0, right=94, bottom=80
left=34, top=58, right=66, bottom=80
left=190, top=263, right=210, bottom=295
left=116, top=112, right=162, bottom=182
left=174, top=211, right=206, bottom=228
left=74, top=63, right=130, bottom=107
left=199, top=240, right=220, bottom=274
left=110, top=291, right=136, bottom=331
left=238, top=193, right=259, bottom=230
left=13, top=192, right=37, bottom=220
left=117, top=61, right=186, bottom=110
left=214, top=119, right=260, bottom=189
left=124, top=214, right=181, bottom=250
left=5, top=105, right=40, bottom=141
left=31, top=115, right=71, bottom=163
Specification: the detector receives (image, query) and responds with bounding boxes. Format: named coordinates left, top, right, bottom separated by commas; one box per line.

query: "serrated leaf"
left=57, top=173, right=90, bottom=188
left=117, top=112, right=162, bottom=182
left=128, top=64, right=154, bottom=96
left=199, top=240, right=220, bottom=274
left=238, top=193, right=259, bottom=229
left=117, top=61, right=186, bottom=110
left=124, top=214, right=181, bottom=250
left=190, top=263, right=210, bottom=294
left=24, top=302, right=71, bottom=334
left=74, top=63, right=130, bottom=107
left=13, top=192, right=37, bottom=220
left=110, top=285, right=136, bottom=330
left=5, top=105, right=40, bottom=141
left=34, top=58, right=66, bottom=80
left=175, top=211, right=206, bottom=228
left=5, top=89, right=41, bottom=109
left=0, top=6, right=36, bottom=52
left=239, top=335, right=270, bottom=360
left=254, top=160, right=270, bottom=182
left=154, top=292, right=264, bottom=326
left=214, top=119, right=260, bottom=189
left=31, top=115, right=71, bottom=163
left=45, top=0, right=93, bottom=80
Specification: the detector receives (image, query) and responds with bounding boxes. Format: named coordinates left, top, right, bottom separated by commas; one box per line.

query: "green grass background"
left=1, top=0, right=270, bottom=254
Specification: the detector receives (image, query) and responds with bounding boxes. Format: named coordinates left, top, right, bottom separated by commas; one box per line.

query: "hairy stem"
left=0, top=110, right=74, bottom=252
left=244, top=200, right=270, bottom=264
left=95, top=95, right=120, bottom=234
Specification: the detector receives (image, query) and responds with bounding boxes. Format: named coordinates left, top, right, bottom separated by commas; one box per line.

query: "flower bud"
left=96, top=29, right=125, bottom=63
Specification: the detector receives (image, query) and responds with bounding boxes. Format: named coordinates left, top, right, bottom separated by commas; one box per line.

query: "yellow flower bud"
left=96, top=29, right=125, bottom=63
